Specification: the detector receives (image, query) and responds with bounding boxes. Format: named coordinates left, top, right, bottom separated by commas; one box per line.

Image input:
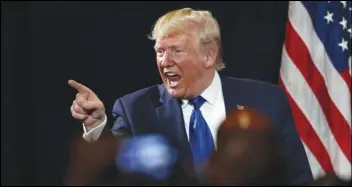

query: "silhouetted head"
left=203, top=107, right=285, bottom=186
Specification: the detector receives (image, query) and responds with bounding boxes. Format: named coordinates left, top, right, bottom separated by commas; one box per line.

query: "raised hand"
left=69, top=80, right=106, bottom=132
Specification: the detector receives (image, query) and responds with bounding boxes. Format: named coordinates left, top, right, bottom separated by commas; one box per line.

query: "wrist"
left=84, top=115, right=106, bottom=132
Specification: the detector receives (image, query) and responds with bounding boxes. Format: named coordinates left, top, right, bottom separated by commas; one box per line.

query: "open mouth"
left=165, top=72, right=181, bottom=88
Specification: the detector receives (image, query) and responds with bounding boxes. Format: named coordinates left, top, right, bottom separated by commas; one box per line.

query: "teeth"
left=166, top=72, right=177, bottom=76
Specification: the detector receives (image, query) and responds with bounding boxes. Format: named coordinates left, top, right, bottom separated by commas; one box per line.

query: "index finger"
left=68, top=80, right=91, bottom=94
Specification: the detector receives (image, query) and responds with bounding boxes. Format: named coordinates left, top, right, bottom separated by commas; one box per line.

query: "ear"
left=203, top=45, right=218, bottom=69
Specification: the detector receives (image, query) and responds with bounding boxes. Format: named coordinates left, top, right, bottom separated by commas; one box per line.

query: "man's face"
left=154, top=31, right=206, bottom=99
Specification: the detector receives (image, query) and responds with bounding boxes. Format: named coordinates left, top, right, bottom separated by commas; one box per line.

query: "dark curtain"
left=1, top=1, right=289, bottom=185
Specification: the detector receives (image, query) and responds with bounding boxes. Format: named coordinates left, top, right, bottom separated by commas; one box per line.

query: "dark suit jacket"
left=105, top=75, right=313, bottom=185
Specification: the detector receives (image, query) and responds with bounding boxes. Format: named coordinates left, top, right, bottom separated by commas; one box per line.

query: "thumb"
left=81, top=100, right=102, bottom=111
left=77, top=92, right=90, bottom=106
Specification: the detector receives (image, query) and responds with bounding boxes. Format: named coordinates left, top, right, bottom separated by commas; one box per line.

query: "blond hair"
left=148, top=8, right=225, bottom=71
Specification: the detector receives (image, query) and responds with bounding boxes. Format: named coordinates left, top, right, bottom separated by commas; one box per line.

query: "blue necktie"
left=188, top=96, right=215, bottom=173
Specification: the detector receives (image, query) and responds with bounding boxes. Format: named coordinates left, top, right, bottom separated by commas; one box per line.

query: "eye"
left=156, top=50, right=164, bottom=56
left=175, top=49, right=183, bottom=54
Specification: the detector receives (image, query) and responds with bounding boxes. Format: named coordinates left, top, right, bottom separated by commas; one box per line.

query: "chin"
left=165, top=86, right=185, bottom=99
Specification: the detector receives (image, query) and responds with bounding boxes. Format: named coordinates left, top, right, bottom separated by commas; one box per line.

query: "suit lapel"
left=155, top=85, right=195, bottom=173
left=155, top=85, right=188, bottom=145
left=221, top=76, right=245, bottom=114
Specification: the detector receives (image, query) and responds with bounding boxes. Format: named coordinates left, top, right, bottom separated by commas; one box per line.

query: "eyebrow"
left=154, top=44, right=183, bottom=51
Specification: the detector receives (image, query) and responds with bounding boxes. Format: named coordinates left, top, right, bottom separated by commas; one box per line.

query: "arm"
left=110, top=98, right=133, bottom=137
left=82, top=98, right=132, bottom=142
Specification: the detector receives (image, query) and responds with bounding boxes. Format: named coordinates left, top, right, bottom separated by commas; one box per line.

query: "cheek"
left=156, top=59, right=164, bottom=73
left=156, top=60, right=165, bottom=77
left=177, top=61, right=198, bottom=87
left=181, top=59, right=202, bottom=77
left=156, top=57, right=161, bottom=67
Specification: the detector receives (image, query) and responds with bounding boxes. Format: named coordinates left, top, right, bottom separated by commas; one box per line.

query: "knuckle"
left=71, top=106, right=86, bottom=120
left=71, top=110, right=78, bottom=118
left=77, top=98, right=85, bottom=106
left=73, top=103, right=79, bottom=111
left=73, top=112, right=83, bottom=120
left=76, top=97, right=82, bottom=103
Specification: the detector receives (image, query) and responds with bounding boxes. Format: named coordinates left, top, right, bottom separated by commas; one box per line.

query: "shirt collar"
left=181, top=71, right=222, bottom=108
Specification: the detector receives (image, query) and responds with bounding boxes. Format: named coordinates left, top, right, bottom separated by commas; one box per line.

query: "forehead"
left=154, top=32, right=196, bottom=49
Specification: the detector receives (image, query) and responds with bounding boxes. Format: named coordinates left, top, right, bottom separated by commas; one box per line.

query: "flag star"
left=338, top=38, right=348, bottom=51
left=340, top=1, right=347, bottom=8
left=324, top=11, right=334, bottom=24
left=339, top=17, right=347, bottom=30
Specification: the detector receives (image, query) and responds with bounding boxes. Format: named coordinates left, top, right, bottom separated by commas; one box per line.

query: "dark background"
left=1, top=1, right=289, bottom=185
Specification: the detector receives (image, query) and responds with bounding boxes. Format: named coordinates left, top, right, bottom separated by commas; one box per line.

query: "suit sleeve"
left=110, top=98, right=133, bottom=138
left=279, top=90, right=313, bottom=185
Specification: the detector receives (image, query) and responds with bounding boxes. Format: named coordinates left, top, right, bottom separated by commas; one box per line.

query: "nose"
left=160, top=52, right=174, bottom=68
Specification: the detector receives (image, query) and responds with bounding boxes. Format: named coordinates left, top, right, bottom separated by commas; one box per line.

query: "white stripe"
left=301, top=141, right=325, bottom=179
left=280, top=47, right=351, bottom=179
left=288, top=1, right=351, bottom=128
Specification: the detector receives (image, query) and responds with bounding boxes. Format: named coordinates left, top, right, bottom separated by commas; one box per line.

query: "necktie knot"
left=190, top=96, right=205, bottom=110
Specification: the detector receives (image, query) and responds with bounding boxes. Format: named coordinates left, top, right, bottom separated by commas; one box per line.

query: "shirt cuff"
left=82, top=115, right=107, bottom=142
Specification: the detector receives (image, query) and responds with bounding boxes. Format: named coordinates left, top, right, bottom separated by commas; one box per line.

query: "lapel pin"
left=237, top=105, right=244, bottom=110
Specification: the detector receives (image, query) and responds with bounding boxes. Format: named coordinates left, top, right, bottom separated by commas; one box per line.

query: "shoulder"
left=112, top=84, right=164, bottom=107
left=220, top=75, right=290, bottom=122
left=121, top=84, right=162, bottom=100
left=221, top=76, right=286, bottom=97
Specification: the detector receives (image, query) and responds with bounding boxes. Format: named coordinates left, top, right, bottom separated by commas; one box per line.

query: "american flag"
left=279, top=1, right=351, bottom=180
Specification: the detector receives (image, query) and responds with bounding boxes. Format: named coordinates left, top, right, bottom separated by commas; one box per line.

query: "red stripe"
left=340, top=69, right=351, bottom=93
left=284, top=20, right=351, bottom=162
left=278, top=79, right=334, bottom=173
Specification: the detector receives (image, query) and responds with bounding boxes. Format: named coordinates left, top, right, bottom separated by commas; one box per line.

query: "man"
left=69, top=7, right=313, bottom=185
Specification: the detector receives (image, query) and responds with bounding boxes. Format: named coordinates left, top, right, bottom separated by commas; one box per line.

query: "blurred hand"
left=66, top=133, right=121, bottom=185
left=68, top=80, right=105, bottom=132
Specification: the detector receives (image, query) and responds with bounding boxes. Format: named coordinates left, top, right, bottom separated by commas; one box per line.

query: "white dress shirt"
left=82, top=71, right=227, bottom=146
left=180, top=71, right=226, bottom=145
